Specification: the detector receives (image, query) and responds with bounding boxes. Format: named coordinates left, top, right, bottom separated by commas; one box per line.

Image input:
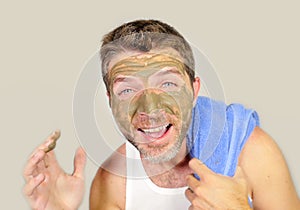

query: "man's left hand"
left=185, top=158, right=252, bottom=210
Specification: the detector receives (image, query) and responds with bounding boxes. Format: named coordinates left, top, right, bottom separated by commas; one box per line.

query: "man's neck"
left=140, top=139, right=193, bottom=188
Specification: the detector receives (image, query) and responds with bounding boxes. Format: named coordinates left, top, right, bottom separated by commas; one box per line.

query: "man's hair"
left=100, top=19, right=195, bottom=91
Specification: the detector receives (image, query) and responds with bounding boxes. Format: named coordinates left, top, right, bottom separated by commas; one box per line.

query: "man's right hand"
left=23, top=130, right=86, bottom=210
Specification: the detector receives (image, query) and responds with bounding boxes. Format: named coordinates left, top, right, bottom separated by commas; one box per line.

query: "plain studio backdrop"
left=1, top=1, right=299, bottom=209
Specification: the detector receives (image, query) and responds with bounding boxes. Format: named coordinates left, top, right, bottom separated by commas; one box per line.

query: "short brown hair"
left=100, top=19, right=195, bottom=91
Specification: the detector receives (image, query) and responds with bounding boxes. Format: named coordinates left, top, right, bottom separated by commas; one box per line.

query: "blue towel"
left=187, top=96, right=260, bottom=177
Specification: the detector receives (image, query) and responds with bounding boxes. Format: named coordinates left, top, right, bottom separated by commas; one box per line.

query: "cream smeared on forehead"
left=107, top=48, right=184, bottom=72
left=107, top=53, right=189, bottom=92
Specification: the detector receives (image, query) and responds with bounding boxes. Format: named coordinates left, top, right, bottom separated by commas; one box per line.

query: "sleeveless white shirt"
left=125, top=142, right=190, bottom=210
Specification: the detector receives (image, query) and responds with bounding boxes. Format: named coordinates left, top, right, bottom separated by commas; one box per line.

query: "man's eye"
left=118, top=89, right=134, bottom=96
left=161, top=82, right=177, bottom=88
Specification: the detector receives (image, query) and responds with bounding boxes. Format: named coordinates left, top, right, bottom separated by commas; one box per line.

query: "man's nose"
left=129, top=89, right=167, bottom=123
left=136, top=109, right=166, bottom=125
left=135, top=90, right=163, bottom=114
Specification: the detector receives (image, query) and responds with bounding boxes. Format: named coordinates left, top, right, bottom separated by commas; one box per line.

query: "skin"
left=90, top=51, right=300, bottom=209
left=108, top=53, right=195, bottom=167
left=44, top=130, right=60, bottom=153
left=185, top=160, right=252, bottom=209
left=23, top=131, right=86, bottom=210
left=42, top=130, right=61, bottom=168
left=90, top=127, right=300, bottom=210
left=23, top=50, right=300, bottom=210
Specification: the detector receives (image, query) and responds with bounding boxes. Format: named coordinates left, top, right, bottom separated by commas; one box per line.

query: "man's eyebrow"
left=113, top=76, right=135, bottom=85
left=153, top=67, right=183, bottom=77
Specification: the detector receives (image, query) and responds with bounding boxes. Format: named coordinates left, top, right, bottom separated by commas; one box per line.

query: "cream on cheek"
left=110, top=85, right=194, bottom=143
left=110, top=93, right=132, bottom=138
left=168, top=85, right=194, bottom=139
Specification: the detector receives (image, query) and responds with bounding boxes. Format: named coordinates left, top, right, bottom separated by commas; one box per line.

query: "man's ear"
left=106, top=91, right=111, bottom=108
left=192, top=77, right=200, bottom=106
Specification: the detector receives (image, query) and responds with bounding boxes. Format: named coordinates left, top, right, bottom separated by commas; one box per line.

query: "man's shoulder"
left=90, top=167, right=126, bottom=210
left=239, top=126, right=276, bottom=175
left=90, top=144, right=127, bottom=209
left=96, top=143, right=127, bottom=180
left=239, top=126, right=277, bottom=163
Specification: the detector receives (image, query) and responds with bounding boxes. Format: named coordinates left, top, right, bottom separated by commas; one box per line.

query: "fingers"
left=44, top=130, right=61, bottom=153
left=23, top=149, right=46, bottom=181
left=185, top=188, right=211, bottom=210
left=24, top=130, right=61, bottom=181
left=23, top=173, right=45, bottom=197
left=28, top=130, right=61, bottom=157
left=72, top=147, right=87, bottom=179
left=185, top=188, right=196, bottom=202
left=186, top=174, right=202, bottom=194
left=185, top=188, right=197, bottom=210
left=188, top=158, right=213, bottom=179
left=186, top=174, right=210, bottom=204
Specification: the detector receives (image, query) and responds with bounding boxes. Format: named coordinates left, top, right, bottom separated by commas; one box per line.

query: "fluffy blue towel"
left=187, top=96, right=260, bottom=177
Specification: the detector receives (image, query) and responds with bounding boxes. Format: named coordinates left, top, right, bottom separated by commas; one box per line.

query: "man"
left=23, top=19, right=300, bottom=210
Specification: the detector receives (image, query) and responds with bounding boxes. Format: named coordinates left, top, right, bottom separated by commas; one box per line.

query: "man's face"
left=107, top=52, right=197, bottom=163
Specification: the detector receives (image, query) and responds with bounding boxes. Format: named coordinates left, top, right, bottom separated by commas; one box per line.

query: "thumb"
left=233, top=166, right=246, bottom=179
left=73, top=147, right=87, bottom=179
left=233, top=166, right=250, bottom=194
left=189, top=158, right=214, bottom=179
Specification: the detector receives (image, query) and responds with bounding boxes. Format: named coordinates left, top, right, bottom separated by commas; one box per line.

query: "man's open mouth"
left=137, top=123, right=172, bottom=139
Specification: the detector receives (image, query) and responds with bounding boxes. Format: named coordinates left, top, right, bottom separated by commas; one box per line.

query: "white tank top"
left=125, top=142, right=190, bottom=210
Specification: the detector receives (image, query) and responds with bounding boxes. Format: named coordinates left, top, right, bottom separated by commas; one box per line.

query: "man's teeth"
left=142, top=124, right=169, bottom=133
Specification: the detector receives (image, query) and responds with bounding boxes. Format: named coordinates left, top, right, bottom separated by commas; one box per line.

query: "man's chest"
left=149, top=166, right=192, bottom=188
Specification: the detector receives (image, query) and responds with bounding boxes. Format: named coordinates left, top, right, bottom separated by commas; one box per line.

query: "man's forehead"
left=108, top=54, right=187, bottom=82
left=107, top=48, right=184, bottom=71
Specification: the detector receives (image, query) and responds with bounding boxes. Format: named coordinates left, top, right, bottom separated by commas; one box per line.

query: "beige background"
left=1, top=0, right=299, bottom=209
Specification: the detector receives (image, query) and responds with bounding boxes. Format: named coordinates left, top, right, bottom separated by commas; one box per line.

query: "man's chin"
left=142, top=153, right=175, bottom=164
left=138, top=142, right=181, bottom=164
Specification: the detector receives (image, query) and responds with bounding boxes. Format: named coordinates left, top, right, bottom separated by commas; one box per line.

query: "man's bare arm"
left=90, top=168, right=126, bottom=210
left=89, top=144, right=126, bottom=210
left=239, top=127, right=300, bottom=209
